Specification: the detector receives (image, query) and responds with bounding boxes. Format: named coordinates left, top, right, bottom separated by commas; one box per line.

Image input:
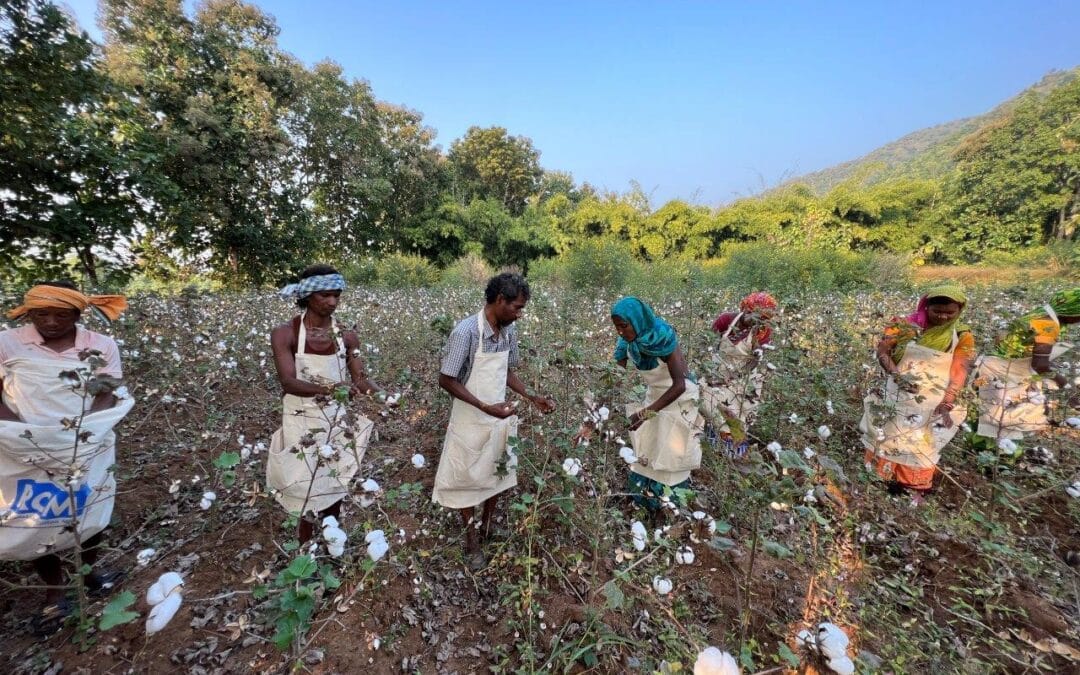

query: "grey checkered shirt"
left=440, top=311, right=521, bottom=384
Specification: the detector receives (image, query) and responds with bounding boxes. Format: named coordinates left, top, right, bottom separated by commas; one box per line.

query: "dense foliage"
left=1, top=0, right=1078, bottom=288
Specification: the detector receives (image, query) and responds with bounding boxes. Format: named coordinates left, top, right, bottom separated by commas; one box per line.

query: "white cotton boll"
left=318, top=444, right=336, bottom=459
left=788, top=413, right=800, bottom=424
left=367, top=538, right=389, bottom=562
left=323, top=526, right=347, bottom=551
left=675, top=546, right=695, bottom=565
left=361, top=478, right=381, bottom=493
left=803, top=489, right=818, bottom=504
left=817, top=425, right=831, bottom=440
left=411, top=454, right=426, bottom=468
left=1066, top=482, right=1080, bottom=499
left=997, top=438, right=1018, bottom=455
left=631, top=520, right=647, bottom=551
left=146, top=572, right=184, bottom=606
left=146, top=591, right=183, bottom=635
left=364, top=529, right=386, bottom=544
left=803, top=447, right=816, bottom=459
left=767, top=442, right=782, bottom=460
left=562, top=457, right=582, bottom=477
left=816, top=622, right=850, bottom=660
left=796, top=628, right=816, bottom=649
left=825, top=400, right=834, bottom=415
left=619, top=446, right=638, bottom=464
left=1065, top=417, right=1080, bottom=428
left=651, top=576, right=673, bottom=595
left=692, top=510, right=708, bottom=521
left=321, top=515, right=339, bottom=529
left=769, top=501, right=789, bottom=511
left=597, top=406, right=610, bottom=421
left=199, top=491, right=216, bottom=510
left=614, top=436, right=627, bottom=446
left=707, top=518, right=717, bottom=534
left=827, top=656, right=856, bottom=675
left=136, top=548, right=156, bottom=567
left=385, top=393, right=401, bottom=406
left=693, top=646, right=740, bottom=675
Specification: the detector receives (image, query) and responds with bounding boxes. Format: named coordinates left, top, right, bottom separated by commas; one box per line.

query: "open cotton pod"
left=816, top=622, right=850, bottom=659
left=146, top=572, right=184, bottom=606
left=827, top=655, right=855, bottom=675
left=693, top=646, right=740, bottom=675
left=146, top=592, right=183, bottom=634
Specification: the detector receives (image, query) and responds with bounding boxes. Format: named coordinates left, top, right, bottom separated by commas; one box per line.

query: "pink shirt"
left=0, top=324, right=122, bottom=377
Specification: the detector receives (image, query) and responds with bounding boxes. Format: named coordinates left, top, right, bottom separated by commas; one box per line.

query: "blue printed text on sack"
left=11, top=479, right=91, bottom=521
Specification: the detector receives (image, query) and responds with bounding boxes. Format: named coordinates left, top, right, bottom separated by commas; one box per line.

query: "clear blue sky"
left=61, top=0, right=1080, bottom=207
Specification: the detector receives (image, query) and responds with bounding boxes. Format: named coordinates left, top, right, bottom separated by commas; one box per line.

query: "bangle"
left=940, top=401, right=955, bottom=410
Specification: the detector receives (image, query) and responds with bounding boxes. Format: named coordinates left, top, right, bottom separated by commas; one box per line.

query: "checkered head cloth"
left=278, top=273, right=346, bottom=300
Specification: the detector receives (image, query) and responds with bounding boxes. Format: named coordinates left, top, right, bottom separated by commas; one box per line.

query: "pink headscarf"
left=905, top=296, right=931, bottom=330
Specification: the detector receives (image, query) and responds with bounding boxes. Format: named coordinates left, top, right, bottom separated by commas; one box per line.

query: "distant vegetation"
left=2, top=0, right=1078, bottom=290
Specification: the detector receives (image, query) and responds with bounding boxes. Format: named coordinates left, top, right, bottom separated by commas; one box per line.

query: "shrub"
left=565, top=239, right=636, bottom=291
left=441, top=252, right=493, bottom=287
left=339, top=257, right=379, bottom=286
left=374, top=253, right=440, bottom=288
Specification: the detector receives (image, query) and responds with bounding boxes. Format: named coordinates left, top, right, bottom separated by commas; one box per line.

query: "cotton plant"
left=651, top=576, right=673, bottom=595
left=561, top=457, right=583, bottom=477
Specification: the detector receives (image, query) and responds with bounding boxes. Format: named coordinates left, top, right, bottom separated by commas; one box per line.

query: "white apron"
left=859, top=333, right=966, bottom=470
left=700, top=314, right=765, bottom=437
left=0, top=353, right=134, bottom=560
left=975, top=306, right=1069, bottom=441
left=627, top=360, right=703, bottom=487
left=267, top=316, right=373, bottom=515
left=433, top=313, right=519, bottom=509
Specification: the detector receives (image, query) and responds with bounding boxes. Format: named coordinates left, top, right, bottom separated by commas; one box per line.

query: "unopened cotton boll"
left=816, top=622, right=850, bottom=660
left=199, top=491, right=216, bottom=510
left=817, top=425, right=831, bottom=440
left=562, top=457, right=582, bottom=477
left=631, top=520, right=647, bottom=551
left=827, top=656, right=855, bottom=675
left=146, top=591, right=183, bottom=635
left=693, top=646, right=740, bottom=675
left=675, top=546, right=695, bottom=565
left=361, top=478, right=381, bottom=493
left=652, top=576, right=673, bottom=595
left=411, top=454, right=426, bottom=468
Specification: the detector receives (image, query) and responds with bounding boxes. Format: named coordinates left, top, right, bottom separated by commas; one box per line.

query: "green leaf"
left=320, top=565, right=341, bottom=590
left=778, top=449, right=811, bottom=473
left=213, top=451, right=241, bottom=469
left=99, top=591, right=139, bottom=630
left=712, top=521, right=733, bottom=534
left=708, top=537, right=737, bottom=551
left=602, top=580, right=625, bottom=609
left=778, top=643, right=800, bottom=667
left=763, top=540, right=793, bottom=559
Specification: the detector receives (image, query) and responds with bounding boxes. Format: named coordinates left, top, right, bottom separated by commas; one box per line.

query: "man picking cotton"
left=433, top=273, right=554, bottom=571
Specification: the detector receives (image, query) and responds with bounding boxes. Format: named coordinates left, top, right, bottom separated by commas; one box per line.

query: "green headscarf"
left=1050, top=287, right=1080, bottom=318
left=612, top=297, right=678, bottom=370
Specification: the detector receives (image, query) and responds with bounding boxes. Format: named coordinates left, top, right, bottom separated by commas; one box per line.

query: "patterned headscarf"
left=7, top=285, right=127, bottom=321
left=278, top=274, right=346, bottom=300
left=739, top=291, right=778, bottom=315
left=611, top=297, right=678, bottom=371
left=1050, top=288, right=1080, bottom=318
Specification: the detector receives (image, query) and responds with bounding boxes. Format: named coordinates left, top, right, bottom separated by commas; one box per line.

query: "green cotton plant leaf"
left=708, top=537, right=737, bottom=552
left=778, top=449, right=812, bottom=473
left=277, top=555, right=317, bottom=585
left=817, top=455, right=848, bottom=482
left=602, top=579, right=625, bottom=609
left=213, top=451, right=241, bottom=469
left=763, top=540, right=794, bottom=559
left=778, top=642, right=800, bottom=667
left=99, top=590, right=139, bottom=630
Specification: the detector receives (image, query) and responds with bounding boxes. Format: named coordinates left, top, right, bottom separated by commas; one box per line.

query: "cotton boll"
left=803, top=447, right=816, bottom=459
left=199, top=491, right=216, bottom=510
left=767, top=441, right=782, bottom=460
left=693, top=646, right=740, bottom=675
left=597, top=406, right=610, bottom=421
left=1066, top=482, right=1080, bottom=499
left=136, top=548, right=156, bottom=567
left=825, top=400, right=835, bottom=415
left=562, top=457, right=582, bottom=477
left=411, top=454, right=426, bottom=468
left=321, top=515, right=340, bottom=530
left=367, top=538, right=389, bottom=562
left=997, top=438, right=1018, bottom=456
left=364, top=529, right=386, bottom=544
left=651, top=576, right=673, bottom=595
left=707, top=518, right=717, bottom=534
left=146, top=572, right=184, bottom=606
left=796, top=628, right=816, bottom=649
left=323, top=526, right=347, bottom=558
left=1065, top=417, right=1080, bottom=428
left=146, top=591, right=183, bottom=635
left=817, top=425, right=831, bottom=440
left=692, top=511, right=708, bottom=521
left=361, top=478, right=381, bottom=493
left=827, top=656, right=855, bottom=675
left=816, top=622, right=850, bottom=660
left=631, top=520, right=647, bottom=551
left=675, top=546, right=695, bottom=565
left=619, top=446, right=638, bottom=464
left=803, top=489, right=818, bottom=504
left=318, top=444, right=336, bottom=459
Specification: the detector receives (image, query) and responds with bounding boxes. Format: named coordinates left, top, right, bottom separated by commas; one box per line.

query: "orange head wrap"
left=739, top=291, right=778, bottom=314
left=7, top=285, right=128, bottom=321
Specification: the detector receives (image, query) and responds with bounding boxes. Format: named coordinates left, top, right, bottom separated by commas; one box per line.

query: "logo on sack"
left=10, top=479, right=92, bottom=521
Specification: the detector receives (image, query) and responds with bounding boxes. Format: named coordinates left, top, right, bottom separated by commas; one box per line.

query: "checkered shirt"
left=440, top=311, right=520, bottom=384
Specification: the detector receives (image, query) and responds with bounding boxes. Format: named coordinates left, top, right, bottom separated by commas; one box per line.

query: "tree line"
left=2, top=0, right=1078, bottom=288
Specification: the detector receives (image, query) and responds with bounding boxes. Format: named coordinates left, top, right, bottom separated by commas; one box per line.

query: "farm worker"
left=701, top=291, right=778, bottom=457
left=433, top=272, right=555, bottom=571
left=611, top=297, right=703, bottom=512
left=0, top=281, right=133, bottom=632
left=269, top=264, right=381, bottom=543
left=859, top=286, right=975, bottom=502
left=974, top=287, right=1080, bottom=444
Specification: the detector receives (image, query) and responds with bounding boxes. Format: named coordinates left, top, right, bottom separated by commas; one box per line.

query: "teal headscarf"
left=611, top=297, right=678, bottom=370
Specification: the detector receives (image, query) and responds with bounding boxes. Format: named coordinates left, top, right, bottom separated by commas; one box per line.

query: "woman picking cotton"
left=610, top=297, right=703, bottom=512
left=860, top=286, right=975, bottom=502
left=702, top=291, right=778, bottom=457
left=974, top=288, right=1080, bottom=445
left=269, top=265, right=384, bottom=543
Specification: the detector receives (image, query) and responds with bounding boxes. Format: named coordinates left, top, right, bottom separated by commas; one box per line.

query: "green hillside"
left=786, top=68, right=1078, bottom=194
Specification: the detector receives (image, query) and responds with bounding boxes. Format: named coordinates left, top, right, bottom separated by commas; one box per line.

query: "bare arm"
left=0, top=376, right=19, bottom=421
left=270, top=323, right=334, bottom=397
left=438, top=373, right=514, bottom=418
left=343, top=331, right=380, bottom=398
left=875, top=336, right=900, bottom=375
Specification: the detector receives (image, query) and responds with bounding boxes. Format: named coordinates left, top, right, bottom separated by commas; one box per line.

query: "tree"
left=0, top=0, right=146, bottom=284
left=448, top=126, right=542, bottom=216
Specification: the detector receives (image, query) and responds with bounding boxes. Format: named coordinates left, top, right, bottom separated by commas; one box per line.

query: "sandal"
left=31, top=598, right=74, bottom=636
left=87, top=569, right=126, bottom=598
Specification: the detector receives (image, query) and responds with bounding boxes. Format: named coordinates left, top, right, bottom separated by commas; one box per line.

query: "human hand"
left=531, top=395, right=556, bottom=414
left=628, top=409, right=651, bottom=431
left=573, top=422, right=594, bottom=445
left=483, top=401, right=515, bottom=419
left=931, top=401, right=955, bottom=428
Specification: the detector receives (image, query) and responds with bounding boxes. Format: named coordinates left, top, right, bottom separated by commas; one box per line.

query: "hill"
left=783, top=68, right=1078, bottom=194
